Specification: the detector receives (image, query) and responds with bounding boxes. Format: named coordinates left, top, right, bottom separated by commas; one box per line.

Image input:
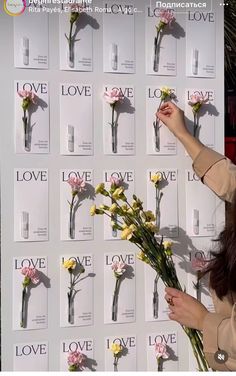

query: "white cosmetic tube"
left=110, top=43, right=118, bottom=71
left=21, top=211, right=29, bottom=239
left=67, top=125, right=74, bottom=153
left=193, top=209, right=199, bottom=235
left=22, top=37, right=29, bottom=66
left=192, top=48, right=199, bottom=75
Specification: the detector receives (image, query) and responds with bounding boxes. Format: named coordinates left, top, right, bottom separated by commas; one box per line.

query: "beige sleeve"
left=203, top=304, right=236, bottom=371
left=193, top=147, right=236, bottom=203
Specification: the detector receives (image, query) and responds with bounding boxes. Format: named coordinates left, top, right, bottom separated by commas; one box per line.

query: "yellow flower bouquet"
left=91, top=177, right=210, bottom=371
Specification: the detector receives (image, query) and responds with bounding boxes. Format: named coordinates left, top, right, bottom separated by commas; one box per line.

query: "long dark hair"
left=205, top=192, right=236, bottom=299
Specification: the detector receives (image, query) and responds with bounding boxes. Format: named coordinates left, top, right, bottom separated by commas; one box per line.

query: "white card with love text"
left=186, top=11, right=215, bottom=78
left=12, top=256, right=48, bottom=331
left=188, top=250, right=214, bottom=313
left=105, top=335, right=137, bottom=371
left=185, top=89, right=216, bottom=150
left=60, top=83, right=93, bottom=155
left=103, top=85, right=135, bottom=155
left=60, top=254, right=94, bottom=327
left=14, top=169, right=48, bottom=241
left=145, top=6, right=177, bottom=76
left=15, top=80, right=49, bottom=154
left=147, top=169, right=178, bottom=238
left=60, top=338, right=95, bottom=371
left=60, top=169, right=94, bottom=241
left=104, top=252, right=135, bottom=324
left=147, top=331, right=179, bottom=371
left=103, top=0, right=135, bottom=73
left=146, top=87, right=177, bottom=155
left=13, top=342, right=48, bottom=371
left=103, top=170, right=135, bottom=240
left=14, top=8, right=48, bottom=69
left=144, top=264, right=170, bottom=322
left=59, top=5, right=93, bottom=71
left=185, top=170, right=216, bottom=237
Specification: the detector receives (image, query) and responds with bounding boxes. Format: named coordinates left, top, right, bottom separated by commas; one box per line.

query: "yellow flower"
left=163, top=241, right=173, bottom=250
left=112, top=187, right=125, bottom=200
left=151, top=173, right=162, bottom=185
left=109, top=203, right=118, bottom=213
left=90, top=205, right=97, bottom=216
left=121, top=224, right=136, bottom=240
left=63, top=259, right=76, bottom=270
left=121, top=204, right=128, bottom=212
left=127, top=208, right=134, bottom=215
left=110, top=343, right=122, bottom=355
left=122, top=223, right=128, bottom=230
left=144, top=222, right=158, bottom=233
left=142, top=210, right=156, bottom=222
left=95, top=183, right=105, bottom=194
left=161, top=86, right=173, bottom=100
left=137, top=251, right=150, bottom=264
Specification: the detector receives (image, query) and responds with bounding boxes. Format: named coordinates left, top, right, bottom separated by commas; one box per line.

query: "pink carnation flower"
left=155, top=342, right=169, bottom=360
left=158, top=9, right=175, bottom=26
left=67, top=351, right=85, bottom=367
left=18, top=90, right=37, bottom=104
left=67, top=177, right=86, bottom=193
left=103, top=88, right=124, bottom=105
left=111, top=261, right=126, bottom=277
left=188, top=94, right=208, bottom=106
left=21, top=267, right=39, bottom=285
left=191, top=257, right=208, bottom=272
left=109, top=176, right=122, bottom=187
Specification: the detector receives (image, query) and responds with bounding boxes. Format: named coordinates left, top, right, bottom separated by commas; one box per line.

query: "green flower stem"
left=111, top=104, right=117, bottom=153
left=153, top=29, right=161, bottom=72
left=68, top=21, right=74, bottom=65
left=23, top=109, right=29, bottom=150
left=153, top=99, right=163, bottom=151
left=113, top=355, right=118, bottom=372
left=69, top=194, right=76, bottom=239
left=193, top=112, right=199, bottom=138
left=20, top=286, right=27, bottom=328
left=157, top=357, right=163, bottom=372
left=112, top=278, right=121, bottom=321
left=67, top=268, right=83, bottom=324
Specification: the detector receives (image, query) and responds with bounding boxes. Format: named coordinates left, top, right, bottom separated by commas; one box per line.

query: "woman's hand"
left=156, top=101, right=188, bottom=139
left=165, top=287, right=209, bottom=330
left=156, top=101, right=204, bottom=160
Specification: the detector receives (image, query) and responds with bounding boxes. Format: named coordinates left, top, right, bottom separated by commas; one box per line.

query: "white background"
left=0, top=0, right=224, bottom=371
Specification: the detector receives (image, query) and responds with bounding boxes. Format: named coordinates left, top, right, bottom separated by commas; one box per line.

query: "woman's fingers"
left=165, top=287, right=182, bottom=298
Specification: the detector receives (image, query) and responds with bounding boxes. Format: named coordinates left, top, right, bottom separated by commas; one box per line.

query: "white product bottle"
left=192, top=48, right=199, bottom=76
left=193, top=209, right=199, bottom=235
left=21, top=211, right=29, bottom=239
left=67, top=125, right=74, bottom=153
left=22, top=37, right=29, bottom=66
left=110, top=43, right=118, bottom=71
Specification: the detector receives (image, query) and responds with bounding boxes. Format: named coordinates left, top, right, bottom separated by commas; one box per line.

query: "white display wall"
left=0, top=0, right=225, bottom=371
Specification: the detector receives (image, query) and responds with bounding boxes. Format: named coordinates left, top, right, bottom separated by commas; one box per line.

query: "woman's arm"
left=157, top=102, right=236, bottom=203
left=165, top=287, right=236, bottom=371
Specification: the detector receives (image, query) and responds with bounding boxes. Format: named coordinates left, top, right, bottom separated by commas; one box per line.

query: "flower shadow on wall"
left=64, top=2, right=99, bottom=68
left=20, top=268, right=50, bottom=329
